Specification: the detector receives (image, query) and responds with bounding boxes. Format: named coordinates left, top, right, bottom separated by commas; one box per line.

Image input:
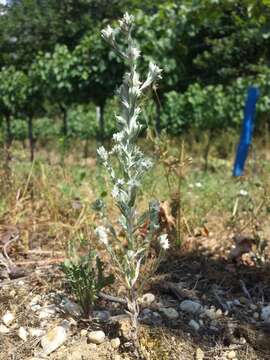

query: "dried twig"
left=15, top=258, right=65, bottom=267
left=239, top=279, right=253, bottom=302
left=99, top=291, right=127, bottom=305
left=213, top=286, right=229, bottom=312
left=3, top=234, right=19, bottom=266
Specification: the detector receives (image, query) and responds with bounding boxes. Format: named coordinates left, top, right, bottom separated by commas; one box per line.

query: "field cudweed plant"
left=95, top=13, right=168, bottom=346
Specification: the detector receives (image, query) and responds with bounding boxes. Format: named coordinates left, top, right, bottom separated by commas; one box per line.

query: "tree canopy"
left=0, top=0, right=270, bottom=158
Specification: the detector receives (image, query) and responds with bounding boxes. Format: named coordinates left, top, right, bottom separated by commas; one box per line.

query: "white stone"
left=29, top=328, right=45, bottom=337
left=188, top=319, right=200, bottom=331
left=31, top=304, right=41, bottom=311
left=38, top=304, right=57, bottom=319
left=253, top=312, right=259, bottom=320
left=138, top=293, right=156, bottom=306
left=61, top=299, right=82, bottom=317
left=41, top=325, right=68, bottom=355
left=196, top=347, right=204, bottom=360
left=0, top=324, right=9, bottom=334
left=88, top=330, right=105, bottom=344
left=29, top=295, right=41, bottom=307
left=180, top=300, right=202, bottom=314
left=227, top=350, right=237, bottom=359
left=2, top=311, right=14, bottom=326
left=18, top=327, right=28, bottom=342
left=80, top=329, right=88, bottom=337
left=204, top=308, right=216, bottom=320
left=111, top=337, right=121, bottom=349
left=160, top=307, right=179, bottom=320
left=261, top=305, right=270, bottom=322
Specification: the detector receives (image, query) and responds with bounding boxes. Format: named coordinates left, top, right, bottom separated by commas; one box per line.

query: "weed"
left=60, top=248, right=114, bottom=317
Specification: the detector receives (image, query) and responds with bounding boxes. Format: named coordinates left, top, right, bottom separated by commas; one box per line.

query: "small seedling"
left=60, top=250, right=114, bottom=317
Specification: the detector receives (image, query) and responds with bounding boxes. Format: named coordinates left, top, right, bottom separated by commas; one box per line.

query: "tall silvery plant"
left=95, top=13, right=168, bottom=342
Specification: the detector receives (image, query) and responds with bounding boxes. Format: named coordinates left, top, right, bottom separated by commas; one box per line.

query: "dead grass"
left=0, top=138, right=270, bottom=359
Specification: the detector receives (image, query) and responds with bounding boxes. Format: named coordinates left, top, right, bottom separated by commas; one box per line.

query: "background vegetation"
left=1, top=0, right=270, bottom=161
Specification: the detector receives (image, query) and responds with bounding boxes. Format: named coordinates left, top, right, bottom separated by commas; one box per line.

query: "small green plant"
left=60, top=250, right=114, bottom=317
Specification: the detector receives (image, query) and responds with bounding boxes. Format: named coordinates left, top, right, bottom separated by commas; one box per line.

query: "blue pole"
left=233, top=86, right=260, bottom=177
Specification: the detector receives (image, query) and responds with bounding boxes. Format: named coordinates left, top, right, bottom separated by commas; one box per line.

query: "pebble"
left=18, top=327, right=28, bottom=341
left=138, top=293, right=155, bottom=306
left=111, top=337, right=121, bottom=349
left=92, top=310, right=110, bottom=322
left=160, top=307, right=179, bottom=320
left=209, top=325, right=219, bottom=332
left=29, top=328, right=46, bottom=337
left=88, top=330, right=105, bottom=344
left=29, top=295, right=41, bottom=308
left=9, top=289, right=16, bottom=297
left=227, top=350, right=237, bottom=359
left=239, top=337, right=246, bottom=344
left=140, top=308, right=152, bottom=323
left=233, top=299, right=241, bottom=307
left=31, top=304, right=42, bottom=311
left=38, top=304, right=57, bottom=319
left=239, top=296, right=248, bottom=305
left=249, top=304, right=257, bottom=311
left=2, top=311, right=14, bottom=326
left=189, top=319, right=200, bottom=331
left=180, top=300, right=202, bottom=314
left=140, top=308, right=162, bottom=325
left=61, top=299, right=82, bottom=317
left=253, top=312, right=259, bottom=320
left=80, top=329, right=88, bottom=337
left=261, top=305, right=270, bottom=322
left=216, top=309, right=223, bottom=318
left=196, top=347, right=204, bottom=360
left=204, top=308, right=216, bottom=320
left=152, top=311, right=162, bottom=325
left=41, top=324, right=68, bottom=355
left=0, top=324, right=10, bottom=334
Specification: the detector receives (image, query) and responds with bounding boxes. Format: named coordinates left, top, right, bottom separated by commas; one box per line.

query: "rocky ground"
left=1, top=227, right=270, bottom=360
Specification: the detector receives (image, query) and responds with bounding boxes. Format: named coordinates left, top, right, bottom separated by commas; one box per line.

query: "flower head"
left=101, top=25, right=114, bottom=41
left=97, top=146, right=108, bottom=161
left=129, top=46, right=141, bottom=60
left=119, top=12, right=134, bottom=31
left=95, top=226, right=108, bottom=245
left=140, top=63, right=162, bottom=91
left=158, top=234, right=170, bottom=250
left=149, top=62, right=163, bottom=80
left=113, top=131, right=125, bottom=143
left=127, top=250, right=135, bottom=259
left=239, top=189, right=248, bottom=197
left=111, top=185, right=120, bottom=199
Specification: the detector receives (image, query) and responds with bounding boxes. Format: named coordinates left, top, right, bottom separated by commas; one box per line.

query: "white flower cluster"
left=158, top=234, right=170, bottom=250
left=119, top=12, right=134, bottom=32
left=97, top=146, right=108, bottom=162
left=95, top=226, right=108, bottom=245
